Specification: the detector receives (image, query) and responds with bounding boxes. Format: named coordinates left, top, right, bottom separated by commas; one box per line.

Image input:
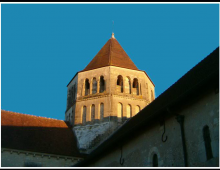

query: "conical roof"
left=82, top=35, right=139, bottom=72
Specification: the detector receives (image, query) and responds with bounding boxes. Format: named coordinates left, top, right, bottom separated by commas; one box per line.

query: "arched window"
left=118, top=103, right=123, bottom=122
left=91, top=104, right=95, bottom=122
left=100, top=103, right=104, bottom=120
left=92, top=78, right=97, bottom=94
left=135, top=105, right=140, bottom=115
left=133, top=78, right=139, bottom=95
left=153, top=154, right=158, bottom=167
left=203, top=125, right=213, bottom=160
left=82, top=106, right=87, bottom=125
left=151, top=90, right=154, bottom=101
left=117, top=75, right=123, bottom=93
left=100, top=76, right=105, bottom=93
left=85, top=79, right=90, bottom=96
left=125, top=77, right=131, bottom=94
left=127, top=104, right=132, bottom=118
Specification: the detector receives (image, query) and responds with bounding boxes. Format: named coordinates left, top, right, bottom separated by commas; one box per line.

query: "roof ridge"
left=1, top=110, right=64, bottom=122
left=114, top=39, right=138, bottom=69
left=109, top=38, right=112, bottom=65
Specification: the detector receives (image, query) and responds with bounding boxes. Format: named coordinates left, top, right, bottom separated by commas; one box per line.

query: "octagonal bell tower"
left=65, top=33, right=155, bottom=153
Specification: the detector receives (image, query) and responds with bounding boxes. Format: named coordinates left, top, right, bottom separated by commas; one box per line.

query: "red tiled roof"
left=1, top=110, right=68, bottom=127
left=1, top=110, right=84, bottom=158
left=82, top=37, right=139, bottom=72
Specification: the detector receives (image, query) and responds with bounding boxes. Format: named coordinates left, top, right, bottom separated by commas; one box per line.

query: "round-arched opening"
left=133, top=78, right=139, bottom=95
left=100, top=103, right=104, bottom=120
left=117, top=75, right=123, bottom=93
left=153, top=154, right=158, bottom=167
left=92, top=78, right=97, bottom=94
left=91, top=104, right=95, bottom=122
left=100, top=76, right=105, bottom=93
left=85, top=79, right=90, bottom=96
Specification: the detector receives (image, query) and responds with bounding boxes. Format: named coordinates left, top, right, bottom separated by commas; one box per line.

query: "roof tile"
left=1, top=110, right=84, bottom=158
left=82, top=37, right=138, bottom=71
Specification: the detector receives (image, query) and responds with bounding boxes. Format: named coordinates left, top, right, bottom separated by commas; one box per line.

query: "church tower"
left=65, top=33, right=155, bottom=153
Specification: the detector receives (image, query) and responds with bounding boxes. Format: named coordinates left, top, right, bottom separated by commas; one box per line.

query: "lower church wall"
left=1, top=149, right=82, bottom=167
left=88, top=89, right=219, bottom=167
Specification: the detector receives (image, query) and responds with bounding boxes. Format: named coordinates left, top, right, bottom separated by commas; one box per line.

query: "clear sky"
left=1, top=4, right=219, bottom=120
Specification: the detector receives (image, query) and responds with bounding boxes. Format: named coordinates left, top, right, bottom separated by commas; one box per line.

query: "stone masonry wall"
left=65, top=74, right=78, bottom=124
left=109, top=66, right=155, bottom=102
left=74, top=66, right=154, bottom=125
left=1, top=149, right=82, bottom=167
left=73, top=121, right=118, bottom=153
left=72, top=66, right=155, bottom=154
left=88, top=88, right=219, bottom=167
left=74, top=67, right=110, bottom=125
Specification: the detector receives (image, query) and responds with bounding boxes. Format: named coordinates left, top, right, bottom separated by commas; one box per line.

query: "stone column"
left=123, top=78, right=125, bottom=93
left=139, top=83, right=141, bottom=95
left=97, top=79, right=100, bottom=93
left=131, top=79, right=133, bottom=95
left=104, top=78, right=107, bottom=92
left=89, top=79, right=92, bottom=95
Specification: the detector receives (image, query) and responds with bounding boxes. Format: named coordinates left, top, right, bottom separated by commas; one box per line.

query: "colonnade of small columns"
left=116, top=75, right=142, bottom=95
left=81, top=75, right=149, bottom=97
left=79, top=102, right=142, bottom=125
left=82, top=76, right=105, bottom=96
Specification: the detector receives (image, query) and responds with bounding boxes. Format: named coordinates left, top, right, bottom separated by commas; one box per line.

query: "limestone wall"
left=65, top=74, right=78, bottom=124
left=88, top=89, right=219, bottom=167
left=65, top=107, right=73, bottom=125
left=111, top=95, right=147, bottom=118
left=77, top=67, right=110, bottom=98
left=109, top=66, right=155, bottom=102
left=74, top=94, right=111, bottom=125
left=73, top=66, right=154, bottom=125
left=109, top=66, right=153, bottom=119
left=73, top=122, right=115, bottom=152
left=66, top=74, right=78, bottom=110
left=72, top=66, right=155, bottom=153
left=1, top=148, right=82, bottom=167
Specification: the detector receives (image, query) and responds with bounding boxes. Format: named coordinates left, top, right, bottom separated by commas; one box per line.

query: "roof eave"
left=67, top=72, right=79, bottom=87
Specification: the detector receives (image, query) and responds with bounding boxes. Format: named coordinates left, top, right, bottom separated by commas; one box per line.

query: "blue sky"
left=1, top=4, right=219, bottom=120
